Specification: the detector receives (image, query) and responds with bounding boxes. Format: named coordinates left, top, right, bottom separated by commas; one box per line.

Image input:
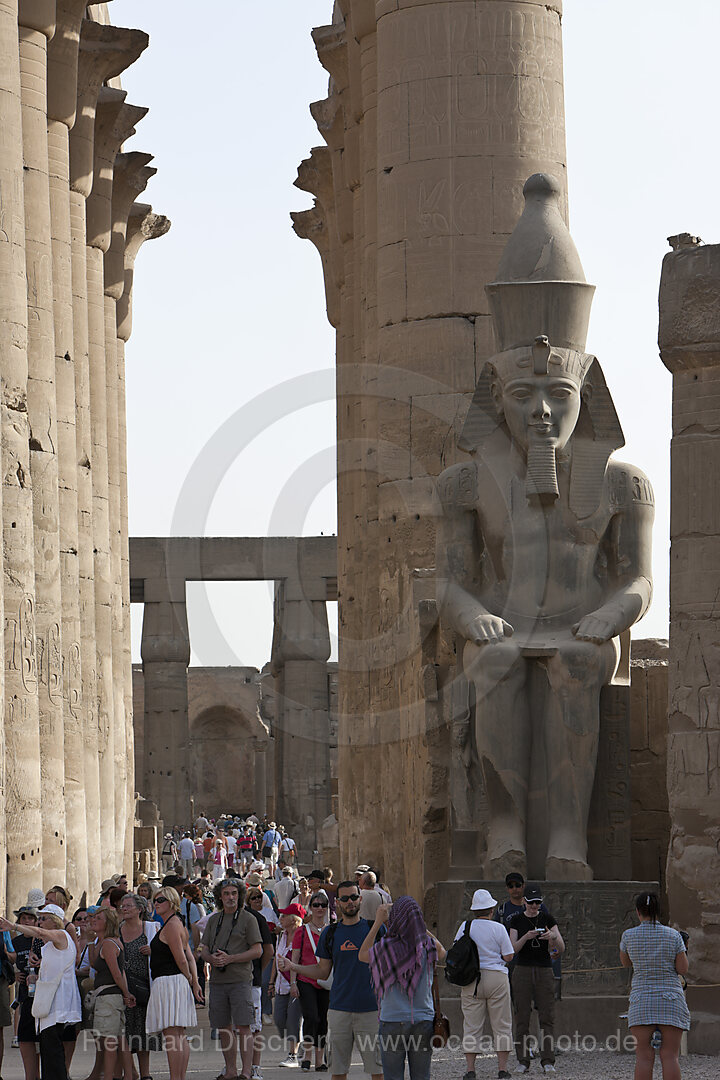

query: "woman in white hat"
left=454, top=888, right=514, bottom=1080
left=0, top=904, right=82, bottom=1080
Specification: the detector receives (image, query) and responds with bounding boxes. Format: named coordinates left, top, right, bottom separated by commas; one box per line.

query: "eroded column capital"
left=86, top=88, right=147, bottom=251
left=47, top=0, right=90, bottom=126
left=659, top=241, right=720, bottom=373
left=104, top=151, right=155, bottom=299
left=69, top=19, right=148, bottom=197
left=18, top=0, right=55, bottom=37
left=117, top=201, right=170, bottom=342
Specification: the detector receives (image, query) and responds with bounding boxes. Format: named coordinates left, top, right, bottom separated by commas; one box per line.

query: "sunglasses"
left=525, top=900, right=542, bottom=905
left=337, top=895, right=360, bottom=903
left=311, top=902, right=328, bottom=908
left=155, top=897, right=169, bottom=904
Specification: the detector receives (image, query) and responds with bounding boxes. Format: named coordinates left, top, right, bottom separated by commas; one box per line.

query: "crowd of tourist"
left=0, top=809, right=690, bottom=1080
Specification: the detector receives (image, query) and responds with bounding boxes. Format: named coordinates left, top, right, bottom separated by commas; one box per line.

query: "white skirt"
left=145, top=973, right=197, bottom=1033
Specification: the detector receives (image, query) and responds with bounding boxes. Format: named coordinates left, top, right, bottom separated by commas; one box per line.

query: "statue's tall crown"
left=486, top=173, right=595, bottom=354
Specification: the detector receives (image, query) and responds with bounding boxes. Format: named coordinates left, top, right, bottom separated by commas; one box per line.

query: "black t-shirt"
left=12, top=934, right=36, bottom=1002
left=509, top=911, right=557, bottom=968
left=247, top=908, right=273, bottom=988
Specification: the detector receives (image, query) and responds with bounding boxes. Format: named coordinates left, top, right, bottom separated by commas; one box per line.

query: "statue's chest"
left=475, top=477, right=611, bottom=577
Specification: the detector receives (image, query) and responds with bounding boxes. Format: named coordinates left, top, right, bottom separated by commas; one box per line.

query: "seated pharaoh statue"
left=436, top=174, right=654, bottom=882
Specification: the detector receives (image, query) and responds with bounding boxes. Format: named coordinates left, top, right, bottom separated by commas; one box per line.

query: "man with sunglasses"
left=278, top=882, right=383, bottom=1080
left=508, top=886, right=564, bottom=1074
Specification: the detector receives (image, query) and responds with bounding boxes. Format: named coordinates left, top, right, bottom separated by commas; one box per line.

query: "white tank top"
left=37, top=931, right=82, bottom=1032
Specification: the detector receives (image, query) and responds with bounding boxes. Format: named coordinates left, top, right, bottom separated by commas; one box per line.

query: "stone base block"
left=438, top=993, right=634, bottom=1048
left=431, top=879, right=658, bottom=1001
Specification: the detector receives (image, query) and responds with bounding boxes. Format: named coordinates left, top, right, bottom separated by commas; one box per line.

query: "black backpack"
left=445, top=920, right=480, bottom=992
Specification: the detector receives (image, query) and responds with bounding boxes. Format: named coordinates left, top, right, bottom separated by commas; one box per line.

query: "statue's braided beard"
left=526, top=443, right=559, bottom=502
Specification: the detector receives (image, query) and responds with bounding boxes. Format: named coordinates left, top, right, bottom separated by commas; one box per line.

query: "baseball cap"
left=279, top=903, right=307, bottom=918
left=505, top=872, right=524, bottom=886
left=470, top=888, right=497, bottom=910
left=524, top=885, right=543, bottom=902
left=354, top=864, right=371, bottom=874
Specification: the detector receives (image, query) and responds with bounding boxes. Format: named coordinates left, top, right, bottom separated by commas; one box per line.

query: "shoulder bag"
left=305, top=924, right=333, bottom=991
left=430, top=963, right=450, bottom=1047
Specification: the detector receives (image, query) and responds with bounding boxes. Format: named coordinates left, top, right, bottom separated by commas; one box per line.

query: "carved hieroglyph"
left=436, top=175, right=654, bottom=881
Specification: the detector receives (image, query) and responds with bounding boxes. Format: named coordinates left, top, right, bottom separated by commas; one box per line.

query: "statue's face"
left=498, top=375, right=582, bottom=452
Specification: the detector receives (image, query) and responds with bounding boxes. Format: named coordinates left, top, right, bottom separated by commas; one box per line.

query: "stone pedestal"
left=659, top=235, right=720, bottom=1054
left=431, top=878, right=657, bottom=1040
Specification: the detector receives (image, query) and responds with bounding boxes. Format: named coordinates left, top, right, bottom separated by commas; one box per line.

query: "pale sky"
left=117, top=0, right=720, bottom=668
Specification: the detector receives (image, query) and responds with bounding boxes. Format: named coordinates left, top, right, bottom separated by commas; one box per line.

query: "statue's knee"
left=463, top=639, right=522, bottom=683
left=546, top=639, right=615, bottom=685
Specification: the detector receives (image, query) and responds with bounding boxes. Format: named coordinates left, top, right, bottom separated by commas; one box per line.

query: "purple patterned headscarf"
left=368, top=896, right=438, bottom=1003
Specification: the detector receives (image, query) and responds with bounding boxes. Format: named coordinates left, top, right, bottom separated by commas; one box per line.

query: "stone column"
left=18, top=0, right=69, bottom=887
left=46, top=0, right=90, bottom=898
left=104, top=153, right=155, bottom=873
left=252, top=740, right=267, bottom=817
left=115, top=202, right=169, bottom=867
left=659, top=234, right=720, bottom=1054
left=0, top=0, right=39, bottom=908
left=298, top=0, right=568, bottom=888
left=86, top=84, right=147, bottom=871
left=68, top=17, right=147, bottom=885
left=141, top=580, right=191, bottom=830
left=273, top=579, right=331, bottom=857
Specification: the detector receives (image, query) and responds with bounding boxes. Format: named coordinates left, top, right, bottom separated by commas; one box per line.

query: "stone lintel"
left=69, top=20, right=148, bottom=197
left=659, top=241, right=720, bottom=373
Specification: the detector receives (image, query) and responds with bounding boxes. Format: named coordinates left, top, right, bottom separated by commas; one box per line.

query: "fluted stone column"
left=298, top=0, right=569, bottom=887
left=0, top=0, right=39, bottom=908
left=273, top=579, right=331, bottom=857
left=69, top=18, right=146, bottom=884
left=86, top=83, right=146, bottom=871
left=18, top=0, right=70, bottom=887
left=104, top=152, right=154, bottom=872
left=117, top=204, right=170, bottom=860
left=46, top=0, right=89, bottom=897
left=659, top=236, right=720, bottom=1053
left=141, top=581, right=191, bottom=830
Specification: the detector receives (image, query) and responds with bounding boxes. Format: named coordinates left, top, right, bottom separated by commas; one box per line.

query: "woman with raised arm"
left=0, top=903, right=82, bottom=1080
left=620, top=892, right=690, bottom=1080
left=358, top=898, right=446, bottom=1080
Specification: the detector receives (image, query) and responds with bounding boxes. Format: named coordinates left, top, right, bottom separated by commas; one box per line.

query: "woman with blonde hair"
left=0, top=904, right=82, bottom=1080
left=145, top=887, right=202, bottom=1080
left=88, top=905, right=136, bottom=1080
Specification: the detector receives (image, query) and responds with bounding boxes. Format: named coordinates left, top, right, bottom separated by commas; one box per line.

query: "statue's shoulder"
left=436, top=461, right=478, bottom=512
left=606, top=460, right=655, bottom=510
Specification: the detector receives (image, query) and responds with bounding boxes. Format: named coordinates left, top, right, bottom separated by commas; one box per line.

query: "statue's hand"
left=572, top=612, right=617, bottom=643
left=467, top=613, right=514, bottom=645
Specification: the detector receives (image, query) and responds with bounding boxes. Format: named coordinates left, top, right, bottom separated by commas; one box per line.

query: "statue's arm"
left=573, top=466, right=654, bottom=644
left=435, top=464, right=513, bottom=645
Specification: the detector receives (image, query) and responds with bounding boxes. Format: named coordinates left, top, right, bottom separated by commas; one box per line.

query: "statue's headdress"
left=459, top=173, right=624, bottom=517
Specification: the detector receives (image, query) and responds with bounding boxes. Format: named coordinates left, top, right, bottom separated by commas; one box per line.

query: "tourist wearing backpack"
left=453, top=889, right=514, bottom=1080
